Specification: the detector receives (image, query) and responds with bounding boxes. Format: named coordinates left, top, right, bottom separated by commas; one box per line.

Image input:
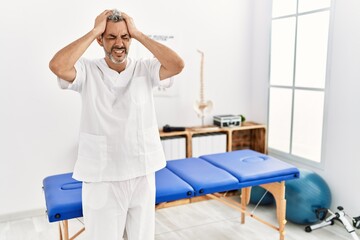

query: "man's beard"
left=104, top=46, right=128, bottom=64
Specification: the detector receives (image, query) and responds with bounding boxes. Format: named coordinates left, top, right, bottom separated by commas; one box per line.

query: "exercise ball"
left=285, top=169, right=332, bottom=225
left=250, top=186, right=275, bottom=205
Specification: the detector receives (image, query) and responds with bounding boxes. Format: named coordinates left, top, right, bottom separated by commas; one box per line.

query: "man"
left=49, top=9, right=184, bottom=240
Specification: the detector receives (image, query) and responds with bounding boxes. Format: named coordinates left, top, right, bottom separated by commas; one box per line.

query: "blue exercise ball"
left=250, top=186, right=275, bottom=205
left=285, top=169, right=332, bottom=225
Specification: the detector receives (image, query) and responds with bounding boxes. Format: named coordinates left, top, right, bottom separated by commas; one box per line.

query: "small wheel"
left=330, top=220, right=335, bottom=225
left=305, top=226, right=312, bottom=232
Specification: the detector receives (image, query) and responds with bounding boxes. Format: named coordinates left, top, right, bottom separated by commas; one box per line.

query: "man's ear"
left=96, top=36, right=103, bottom=46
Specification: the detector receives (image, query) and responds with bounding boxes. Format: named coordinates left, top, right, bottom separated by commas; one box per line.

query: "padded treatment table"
left=197, top=149, right=299, bottom=239
left=155, top=167, right=195, bottom=204
left=43, top=173, right=84, bottom=239
left=43, top=173, right=82, bottom=223
left=43, top=168, right=195, bottom=240
left=43, top=150, right=299, bottom=240
left=166, top=157, right=240, bottom=195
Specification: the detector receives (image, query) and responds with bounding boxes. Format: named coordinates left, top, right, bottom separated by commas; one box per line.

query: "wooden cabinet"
left=159, top=121, right=267, bottom=157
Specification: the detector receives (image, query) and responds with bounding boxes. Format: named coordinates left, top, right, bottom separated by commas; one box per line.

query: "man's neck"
left=104, top=57, right=127, bottom=73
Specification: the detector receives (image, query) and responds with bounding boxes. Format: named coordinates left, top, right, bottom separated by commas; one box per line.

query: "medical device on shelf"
left=305, top=206, right=360, bottom=240
left=213, top=114, right=242, bottom=128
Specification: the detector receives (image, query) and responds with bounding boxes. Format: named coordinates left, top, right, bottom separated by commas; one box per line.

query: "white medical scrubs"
left=58, top=57, right=169, bottom=239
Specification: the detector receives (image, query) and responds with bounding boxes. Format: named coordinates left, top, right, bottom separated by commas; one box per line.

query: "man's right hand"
left=93, top=10, right=112, bottom=38
left=49, top=10, right=113, bottom=82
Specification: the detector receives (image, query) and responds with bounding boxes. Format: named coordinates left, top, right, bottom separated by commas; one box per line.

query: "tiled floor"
left=0, top=198, right=357, bottom=240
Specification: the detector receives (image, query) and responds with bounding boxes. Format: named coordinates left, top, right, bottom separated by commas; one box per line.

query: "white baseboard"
left=0, top=208, right=46, bottom=223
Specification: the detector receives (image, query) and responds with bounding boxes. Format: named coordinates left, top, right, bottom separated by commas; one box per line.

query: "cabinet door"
left=161, top=137, right=187, bottom=160
left=192, top=133, right=227, bottom=157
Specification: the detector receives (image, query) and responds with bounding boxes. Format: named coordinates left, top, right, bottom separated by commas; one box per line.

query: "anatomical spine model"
left=194, top=50, right=213, bottom=126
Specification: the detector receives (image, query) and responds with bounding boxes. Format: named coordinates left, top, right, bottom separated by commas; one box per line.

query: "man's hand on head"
left=120, top=12, right=142, bottom=40
left=93, top=10, right=112, bottom=38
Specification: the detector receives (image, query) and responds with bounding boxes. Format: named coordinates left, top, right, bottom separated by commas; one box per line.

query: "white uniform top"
left=58, top=57, right=168, bottom=182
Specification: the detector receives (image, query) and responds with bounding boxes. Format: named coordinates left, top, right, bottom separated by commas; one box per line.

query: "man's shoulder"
left=132, top=57, right=160, bottom=70
left=76, top=58, right=106, bottom=75
left=78, top=57, right=102, bottom=66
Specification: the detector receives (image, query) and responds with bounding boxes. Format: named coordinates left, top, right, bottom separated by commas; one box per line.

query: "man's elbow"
left=173, top=58, right=185, bottom=75
left=49, top=59, right=60, bottom=76
left=49, top=60, right=75, bottom=81
left=160, top=58, right=185, bottom=80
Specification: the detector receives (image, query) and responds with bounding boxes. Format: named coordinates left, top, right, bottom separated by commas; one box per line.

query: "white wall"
left=249, top=1, right=272, bottom=123
left=4, top=0, right=358, bottom=220
left=0, top=0, right=252, bottom=217
left=321, top=0, right=360, bottom=216
left=251, top=0, right=360, bottom=216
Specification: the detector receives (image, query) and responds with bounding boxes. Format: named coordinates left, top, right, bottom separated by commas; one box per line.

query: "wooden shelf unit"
left=159, top=121, right=267, bottom=157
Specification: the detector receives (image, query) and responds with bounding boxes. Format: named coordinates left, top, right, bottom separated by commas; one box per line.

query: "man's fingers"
left=102, top=10, right=112, bottom=16
left=120, top=12, right=130, bottom=19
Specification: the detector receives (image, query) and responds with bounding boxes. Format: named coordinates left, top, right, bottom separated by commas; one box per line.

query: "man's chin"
left=110, top=55, right=127, bottom=65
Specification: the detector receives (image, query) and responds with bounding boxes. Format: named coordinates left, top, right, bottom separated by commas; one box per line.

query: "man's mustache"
left=111, top=46, right=127, bottom=52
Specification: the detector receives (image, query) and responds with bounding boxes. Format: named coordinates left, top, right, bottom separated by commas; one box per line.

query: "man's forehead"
left=104, top=21, right=128, bottom=35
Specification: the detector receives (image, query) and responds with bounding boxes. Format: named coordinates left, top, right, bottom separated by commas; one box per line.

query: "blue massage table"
left=43, top=150, right=299, bottom=240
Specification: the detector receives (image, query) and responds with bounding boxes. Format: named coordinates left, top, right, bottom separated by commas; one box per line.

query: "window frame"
left=267, top=0, right=334, bottom=168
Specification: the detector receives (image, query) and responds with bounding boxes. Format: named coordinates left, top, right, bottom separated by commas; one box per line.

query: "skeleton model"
left=193, top=50, right=213, bottom=126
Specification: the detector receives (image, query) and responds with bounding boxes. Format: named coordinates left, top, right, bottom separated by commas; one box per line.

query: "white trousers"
left=82, top=173, right=156, bottom=240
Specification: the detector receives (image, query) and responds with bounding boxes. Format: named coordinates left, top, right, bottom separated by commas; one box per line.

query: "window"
left=268, top=0, right=331, bottom=164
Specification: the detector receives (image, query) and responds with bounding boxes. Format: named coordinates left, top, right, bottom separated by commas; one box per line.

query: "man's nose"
left=115, top=37, right=124, bottom=46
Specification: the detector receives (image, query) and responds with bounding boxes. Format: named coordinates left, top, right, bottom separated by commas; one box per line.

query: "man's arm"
left=121, top=13, right=184, bottom=80
left=49, top=10, right=112, bottom=82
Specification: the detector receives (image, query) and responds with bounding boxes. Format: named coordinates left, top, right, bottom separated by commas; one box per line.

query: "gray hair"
left=107, top=9, right=124, bottom=22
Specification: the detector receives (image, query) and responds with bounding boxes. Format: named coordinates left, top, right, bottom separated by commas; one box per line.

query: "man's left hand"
left=121, top=12, right=142, bottom=39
